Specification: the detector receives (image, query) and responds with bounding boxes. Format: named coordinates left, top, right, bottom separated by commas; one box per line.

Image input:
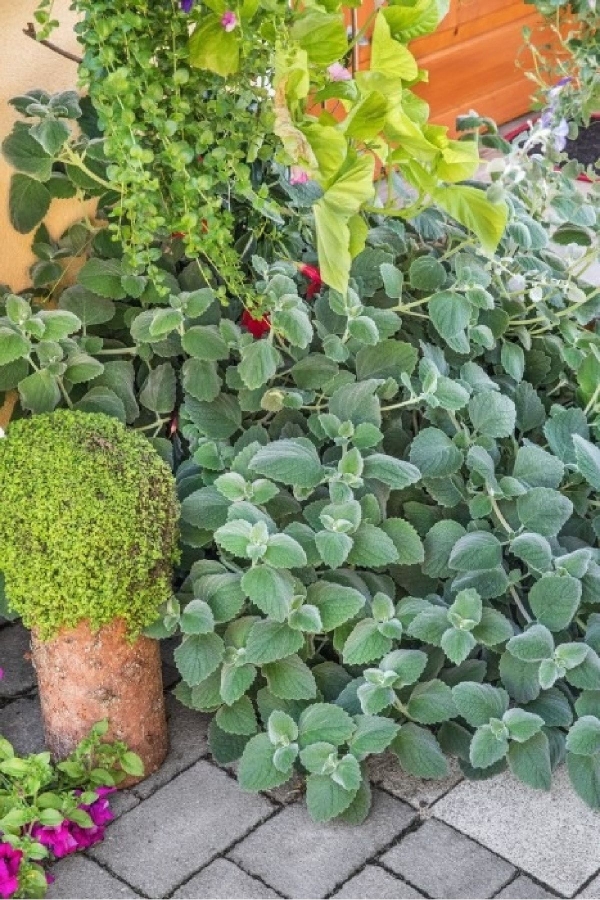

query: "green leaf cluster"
left=0, top=411, right=179, bottom=639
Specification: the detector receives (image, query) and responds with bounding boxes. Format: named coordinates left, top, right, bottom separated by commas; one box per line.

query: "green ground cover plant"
left=0, top=0, right=598, bottom=824
left=0, top=410, right=179, bottom=638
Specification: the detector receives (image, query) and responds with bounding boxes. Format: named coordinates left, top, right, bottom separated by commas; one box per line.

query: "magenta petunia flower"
left=220, top=10, right=238, bottom=31
left=289, top=166, right=309, bottom=185
left=327, top=62, right=352, bottom=82
left=31, top=823, right=79, bottom=859
left=0, top=844, right=22, bottom=900
left=31, top=787, right=115, bottom=860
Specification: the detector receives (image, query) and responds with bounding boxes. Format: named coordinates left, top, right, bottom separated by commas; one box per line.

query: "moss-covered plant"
left=0, top=410, right=179, bottom=639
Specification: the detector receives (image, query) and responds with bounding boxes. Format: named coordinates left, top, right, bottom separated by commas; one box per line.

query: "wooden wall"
left=355, top=0, right=545, bottom=133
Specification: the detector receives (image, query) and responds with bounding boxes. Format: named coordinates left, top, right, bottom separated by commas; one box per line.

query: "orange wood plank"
left=413, top=12, right=550, bottom=126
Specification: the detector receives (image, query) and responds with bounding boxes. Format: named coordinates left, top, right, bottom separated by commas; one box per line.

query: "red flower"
left=241, top=309, right=271, bottom=338
left=298, top=263, right=323, bottom=300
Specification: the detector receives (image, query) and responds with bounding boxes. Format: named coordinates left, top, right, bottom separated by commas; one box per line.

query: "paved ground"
left=2, top=622, right=600, bottom=899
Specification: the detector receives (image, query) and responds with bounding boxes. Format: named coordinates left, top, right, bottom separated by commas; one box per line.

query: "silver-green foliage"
left=138, top=198, right=600, bottom=822
left=1, top=92, right=600, bottom=822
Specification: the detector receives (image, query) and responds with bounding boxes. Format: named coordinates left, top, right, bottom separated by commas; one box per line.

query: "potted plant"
left=0, top=410, right=179, bottom=779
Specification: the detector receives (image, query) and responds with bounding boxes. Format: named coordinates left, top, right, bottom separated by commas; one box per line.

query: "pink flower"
left=31, top=787, right=115, bottom=859
left=289, top=166, right=309, bottom=186
left=31, top=823, right=78, bottom=859
left=69, top=824, right=105, bottom=851
left=220, top=11, right=237, bottom=31
left=327, top=62, right=352, bottom=82
left=86, top=791, right=114, bottom=828
left=0, top=843, right=22, bottom=899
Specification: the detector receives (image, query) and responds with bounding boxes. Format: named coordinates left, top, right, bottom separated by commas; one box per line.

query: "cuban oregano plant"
left=119, top=175, right=597, bottom=822
left=0, top=410, right=179, bottom=638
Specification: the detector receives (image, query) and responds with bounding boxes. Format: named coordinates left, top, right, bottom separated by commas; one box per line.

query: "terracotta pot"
left=31, top=618, right=168, bottom=784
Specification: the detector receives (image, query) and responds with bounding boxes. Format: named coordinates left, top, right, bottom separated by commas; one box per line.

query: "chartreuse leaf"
left=432, top=184, right=508, bottom=254
left=189, top=15, right=241, bottom=76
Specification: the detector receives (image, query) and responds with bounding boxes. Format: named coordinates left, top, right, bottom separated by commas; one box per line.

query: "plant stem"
left=381, top=394, right=424, bottom=412
left=510, top=585, right=532, bottom=624
left=584, top=383, right=600, bottom=416
left=95, top=347, right=138, bottom=356
left=23, top=22, right=83, bottom=64
left=489, top=494, right=514, bottom=535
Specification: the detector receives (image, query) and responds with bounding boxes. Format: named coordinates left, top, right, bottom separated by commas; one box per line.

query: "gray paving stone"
left=46, top=855, right=139, bottom=898
left=333, top=865, right=424, bottom=898
left=230, top=789, right=415, bottom=899
left=91, top=759, right=273, bottom=897
left=133, top=692, right=210, bottom=799
left=381, top=820, right=515, bottom=898
left=0, top=625, right=36, bottom=698
left=496, top=875, right=556, bottom=899
left=0, top=696, right=45, bottom=754
left=108, top=789, right=140, bottom=819
left=433, top=767, right=600, bottom=896
left=173, top=859, right=278, bottom=899
left=368, top=751, right=463, bottom=808
left=577, top=873, right=600, bottom=898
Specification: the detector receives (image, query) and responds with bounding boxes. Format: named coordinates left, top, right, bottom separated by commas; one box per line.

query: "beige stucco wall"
left=1, top=0, right=82, bottom=294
